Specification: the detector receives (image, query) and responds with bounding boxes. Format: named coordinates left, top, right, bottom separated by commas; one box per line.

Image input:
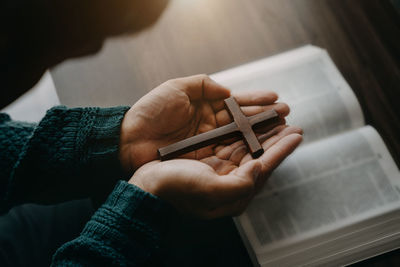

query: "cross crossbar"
left=158, top=96, right=278, bottom=160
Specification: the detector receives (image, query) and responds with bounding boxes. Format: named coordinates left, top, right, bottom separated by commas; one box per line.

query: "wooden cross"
left=158, top=96, right=278, bottom=161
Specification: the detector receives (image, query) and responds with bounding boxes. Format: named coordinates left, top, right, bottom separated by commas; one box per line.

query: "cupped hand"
left=120, top=75, right=290, bottom=173
left=128, top=125, right=302, bottom=219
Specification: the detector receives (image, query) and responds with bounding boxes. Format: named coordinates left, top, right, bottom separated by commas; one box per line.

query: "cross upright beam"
left=224, top=97, right=264, bottom=158
left=158, top=97, right=278, bottom=160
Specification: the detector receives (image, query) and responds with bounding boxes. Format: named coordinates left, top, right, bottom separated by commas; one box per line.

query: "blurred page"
left=211, top=45, right=364, bottom=143
left=238, top=126, right=400, bottom=254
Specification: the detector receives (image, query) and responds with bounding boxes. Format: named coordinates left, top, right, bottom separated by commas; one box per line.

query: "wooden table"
left=51, top=0, right=400, bottom=266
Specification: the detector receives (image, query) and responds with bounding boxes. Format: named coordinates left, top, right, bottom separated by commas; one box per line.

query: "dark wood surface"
left=51, top=0, right=400, bottom=265
left=52, top=0, right=400, bottom=165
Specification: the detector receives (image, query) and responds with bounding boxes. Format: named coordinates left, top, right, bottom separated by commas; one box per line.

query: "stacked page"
left=211, top=46, right=400, bottom=266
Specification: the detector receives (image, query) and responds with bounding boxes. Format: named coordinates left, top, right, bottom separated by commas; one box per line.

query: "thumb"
left=179, top=75, right=231, bottom=101
left=210, top=161, right=261, bottom=205
left=207, top=161, right=261, bottom=209
left=234, top=160, right=262, bottom=183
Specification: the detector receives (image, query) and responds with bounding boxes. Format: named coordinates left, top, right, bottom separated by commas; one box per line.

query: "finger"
left=215, top=139, right=246, bottom=160
left=233, top=91, right=278, bottom=106
left=253, top=117, right=286, bottom=135
left=217, top=125, right=287, bottom=162
left=214, top=144, right=226, bottom=155
left=229, top=145, right=248, bottom=165
left=240, top=126, right=303, bottom=165
left=172, top=74, right=231, bottom=101
left=234, top=159, right=262, bottom=183
left=195, top=145, right=217, bottom=160
left=216, top=117, right=286, bottom=147
left=259, top=126, right=303, bottom=145
left=202, top=76, right=231, bottom=100
left=215, top=124, right=301, bottom=168
left=258, top=133, right=302, bottom=174
left=215, top=103, right=289, bottom=127
left=251, top=134, right=302, bottom=191
left=241, top=102, right=290, bottom=118
left=203, top=161, right=260, bottom=207
left=211, top=99, right=226, bottom=113
left=200, top=161, right=261, bottom=218
left=211, top=91, right=279, bottom=118
left=215, top=124, right=293, bottom=161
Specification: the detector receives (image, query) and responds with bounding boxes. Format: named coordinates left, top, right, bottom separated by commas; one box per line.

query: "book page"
left=211, top=45, right=365, bottom=143
left=237, top=126, right=400, bottom=257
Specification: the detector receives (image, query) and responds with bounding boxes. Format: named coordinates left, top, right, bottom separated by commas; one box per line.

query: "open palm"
left=130, top=124, right=302, bottom=218
left=120, top=75, right=289, bottom=172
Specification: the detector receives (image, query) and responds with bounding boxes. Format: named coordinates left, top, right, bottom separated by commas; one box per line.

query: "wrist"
left=119, top=108, right=147, bottom=174
left=119, top=111, right=135, bottom=174
left=72, top=181, right=175, bottom=265
left=5, top=106, right=131, bottom=207
left=127, top=161, right=163, bottom=197
left=78, top=106, right=131, bottom=202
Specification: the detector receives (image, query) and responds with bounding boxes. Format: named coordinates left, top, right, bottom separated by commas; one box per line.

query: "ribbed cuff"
left=79, top=106, right=129, bottom=165
left=6, top=106, right=130, bottom=207
left=82, top=181, right=174, bottom=262
left=75, top=106, right=131, bottom=202
left=103, top=181, right=173, bottom=239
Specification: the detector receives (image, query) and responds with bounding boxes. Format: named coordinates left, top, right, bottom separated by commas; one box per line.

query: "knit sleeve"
left=51, top=181, right=173, bottom=267
left=1, top=106, right=130, bottom=212
left=0, top=113, right=36, bottom=205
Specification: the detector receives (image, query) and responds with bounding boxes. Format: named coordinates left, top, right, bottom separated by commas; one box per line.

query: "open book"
left=211, top=46, right=400, bottom=267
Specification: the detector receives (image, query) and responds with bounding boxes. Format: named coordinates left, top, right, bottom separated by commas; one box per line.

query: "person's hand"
left=119, top=74, right=290, bottom=173
left=128, top=125, right=302, bottom=219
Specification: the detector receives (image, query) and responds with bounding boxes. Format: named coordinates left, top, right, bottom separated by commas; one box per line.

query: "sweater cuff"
left=105, top=181, right=172, bottom=234
left=82, top=181, right=174, bottom=262
left=77, top=106, right=129, bottom=164
left=7, top=106, right=130, bottom=207
left=74, top=106, right=131, bottom=202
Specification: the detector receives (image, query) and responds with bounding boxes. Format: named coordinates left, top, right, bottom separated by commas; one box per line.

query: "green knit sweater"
left=0, top=106, right=172, bottom=266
